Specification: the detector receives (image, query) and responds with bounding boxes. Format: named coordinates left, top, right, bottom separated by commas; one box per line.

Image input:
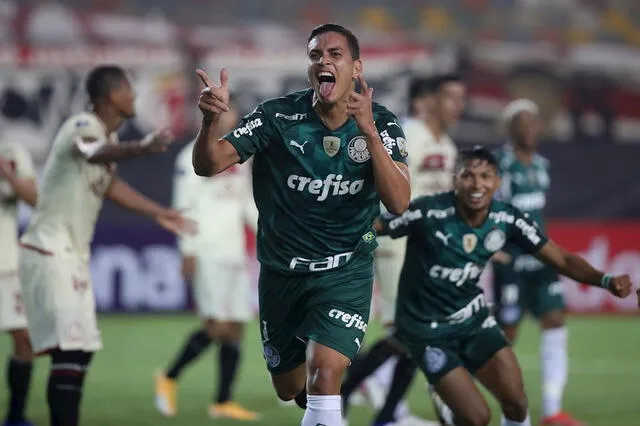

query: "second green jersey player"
left=376, top=147, right=633, bottom=426
left=191, top=24, right=411, bottom=425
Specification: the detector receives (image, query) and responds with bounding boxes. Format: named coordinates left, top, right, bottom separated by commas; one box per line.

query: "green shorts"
left=492, top=254, right=564, bottom=326
left=258, top=253, right=374, bottom=375
left=402, top=318, right=509, bottom=385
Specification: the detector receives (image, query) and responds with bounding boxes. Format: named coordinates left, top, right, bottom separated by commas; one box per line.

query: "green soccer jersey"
left=224, top=89, right=408, bottom=274
left=378, top=191, right=548, bottom=340
left=494, top=144, right=550, bottom=236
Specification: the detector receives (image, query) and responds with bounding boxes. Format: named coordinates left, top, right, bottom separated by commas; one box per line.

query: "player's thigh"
left=491, top=260, right=524, bottom=328
left=258, top=267, right=308, bottom=376
left=300, top=255, right=374, bottom=364
left=524, top=266, right=565, bottom=324
left=374, top=236, right=406, bottom=325
left=19, top=249, right=101, bottom=354
left=474, top=345, right=527, bottom=417
left=0, top=271, right=28, bottom=333
left=459, top=317, right=510, bottom=378
left=433, top=367, right=492, bottom=426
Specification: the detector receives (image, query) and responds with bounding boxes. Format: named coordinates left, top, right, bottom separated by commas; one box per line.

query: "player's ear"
left=352, top=58, right=363, bottom=79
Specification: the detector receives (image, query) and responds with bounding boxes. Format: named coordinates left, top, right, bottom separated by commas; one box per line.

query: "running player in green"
left=492, top=99, right=582, bottom=426
left=376, top=147, right=633, bottom=426
left=192, top=23, right=411, bottom=426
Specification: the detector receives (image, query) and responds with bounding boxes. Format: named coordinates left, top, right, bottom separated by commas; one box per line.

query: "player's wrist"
left=600, top=273, right=613, bottom=290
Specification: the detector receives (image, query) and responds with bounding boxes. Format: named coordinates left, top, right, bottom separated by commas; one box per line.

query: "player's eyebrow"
left=308, top=46, right=344, bottom=56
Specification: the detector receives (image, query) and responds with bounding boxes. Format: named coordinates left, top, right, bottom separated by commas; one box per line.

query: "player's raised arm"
left=105, top=176, right=196, bottom=236
left=193, top=68, right=242, bottom=176
left=348, top=75, right=410, bottom=215
left=74, top=129, right=175, bottom=164
left=0, top=152, right=38, bottom=207
left=507, top=207, right=633, bottom=298
left=534, top=240, right=632, bottom=297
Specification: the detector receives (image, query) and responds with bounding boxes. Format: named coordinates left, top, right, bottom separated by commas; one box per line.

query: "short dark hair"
left=455, top=146, right=498, bottom=172
left=408, top=77, right=431, bottom=115
left=86, top=65, right=128, bottom=103
left=307, top=23, right=360, bottom=60
left=427, top=73, right=463, bottom=94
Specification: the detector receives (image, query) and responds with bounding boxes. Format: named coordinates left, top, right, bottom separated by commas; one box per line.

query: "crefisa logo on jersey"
left=484, top=229, right=506, bottom=252
left=348, top=136, right=370, bottom=163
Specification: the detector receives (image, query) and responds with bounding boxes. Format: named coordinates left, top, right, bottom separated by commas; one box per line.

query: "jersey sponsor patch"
left=286, top=173, right=364, bottom=201
left=379, top=130, right=397, bottom=156
left=484, top=229, right=506, bottom=252
left=262, top=343, right=281, bottom=368
left=275, top=112, right=306, bottom=121
left=232, top=118, right=263, bottom=138
left=322, top=136, right=341, bottom=157
left=462, top=233, right=478, bottom=253
left=347, top=136, right=370, bottom=163
left=425, top=346, right=447, bottom=373
left=396, top=137, right=408, bottom=157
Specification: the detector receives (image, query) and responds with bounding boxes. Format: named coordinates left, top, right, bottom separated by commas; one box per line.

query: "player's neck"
left=426, top=116, right=445, bottom=141
left=513, top=145, right=535, bottom=166
left=455, top=199, right=488, bottom=228
left=92, top=107, right=125, bottom=134
left=313, top=93, right=350, bottom=131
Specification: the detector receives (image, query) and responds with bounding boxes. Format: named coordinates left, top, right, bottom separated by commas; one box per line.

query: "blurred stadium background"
left=1, top=0, right=639, bottom=425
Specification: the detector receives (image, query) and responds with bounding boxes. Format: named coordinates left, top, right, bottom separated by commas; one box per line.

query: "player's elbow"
left=385, top=197, right=410, bottom=216
left=192, top=161, right=213, bottom=177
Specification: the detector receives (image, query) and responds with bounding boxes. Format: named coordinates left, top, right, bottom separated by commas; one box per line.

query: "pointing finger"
left=358, top=74, right=369, bottom=96
left=196, top=69, right=213, bottom=88
left=220, top=68, right=229, bottom=89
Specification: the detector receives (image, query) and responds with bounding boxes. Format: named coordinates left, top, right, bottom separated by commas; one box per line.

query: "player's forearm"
left=193, top=117, right=233, bottom=177
left=555, top=252, right=605, bottom=288
left=105, top=177, right=164, bottom=219
left=364, top=131, right=410, bottom=215
left=84, top=142, right=147, bottom=164
left=4, top=176, right=37, bottom=207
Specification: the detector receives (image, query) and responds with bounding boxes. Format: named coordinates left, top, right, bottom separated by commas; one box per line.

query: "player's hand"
left=196, top=68, right=230, bottom=122
left=139, top=128, right=175, bottom=154
left=181, top=255, right=197, bottom=281
left=347, top=74, right=376, bottom=136
left=155, top=209, right=198, bottom=236
left=492, top=251, right=512, bottom=265
left=608, top=274, right=633, bottom=298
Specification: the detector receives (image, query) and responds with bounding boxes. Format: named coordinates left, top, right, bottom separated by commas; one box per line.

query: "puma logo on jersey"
left=387, top=120, right=400, bottom=128
left=435, top=231, right=452, bottom=246
left=286, top=174, right=364, bottom=201
left=429, top=262, right=482, bottom=287
left=289, top=140, right=308, bottom=154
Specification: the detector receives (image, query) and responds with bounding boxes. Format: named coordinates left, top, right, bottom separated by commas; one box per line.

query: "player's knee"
left=456, top=405, right=491, bottom=426
left=500, top=392, right=528, bottom=422
left=10, top=329, right=34, bottom=361
left=540, top=310, right=565, bottom=329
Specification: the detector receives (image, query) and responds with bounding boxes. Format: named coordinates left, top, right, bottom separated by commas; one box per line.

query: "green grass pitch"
left=1, top=315, right=638, bottom=426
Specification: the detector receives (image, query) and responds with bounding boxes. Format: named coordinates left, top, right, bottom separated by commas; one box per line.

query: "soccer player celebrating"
left=492, top=99, right=583, bottom=426
left=155, top=100, right=259, bottom=421
left=193, top=23, right=410, bottom=426
left=18, top=65, right=194, bottom=426
left=0, top=142, right=38, bottom=426
left=375, top=147, right=633, bottom=426
left=344, top=74, right=465, bottom=425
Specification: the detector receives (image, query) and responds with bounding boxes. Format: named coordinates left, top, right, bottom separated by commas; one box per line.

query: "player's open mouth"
left=469, top=192, right=485, bottom=203
left=318, top=71, right=336, bottom=98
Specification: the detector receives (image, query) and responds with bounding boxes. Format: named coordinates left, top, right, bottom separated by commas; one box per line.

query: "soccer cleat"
left=208, top=401, right=260, bottom=421
left=540, top=412, right=586, bottom=426
left=154, top=371, right=177, bottom=417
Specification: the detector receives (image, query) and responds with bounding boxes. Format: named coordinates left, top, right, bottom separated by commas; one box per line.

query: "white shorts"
left=19, top=245, right=102, bottom=355
left=374, top=236, right=406, bottom=324
left=0, top=271, right=28, bottom=332
left=193, top=255, right=253, bottom=322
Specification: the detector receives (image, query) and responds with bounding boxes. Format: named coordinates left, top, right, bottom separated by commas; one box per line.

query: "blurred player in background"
left=193, top=23, right=410, bottom=426
left=376, top=146, right=633, bottom=426
left=155, top=99, right=260, bottom=421
left=492, top=100, right=583, bottom=426
left=0, top=142, right=38, bottom=426
left=18, top=65, right=194, bottom=426
left=342, top=74, right=465, bottom=426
